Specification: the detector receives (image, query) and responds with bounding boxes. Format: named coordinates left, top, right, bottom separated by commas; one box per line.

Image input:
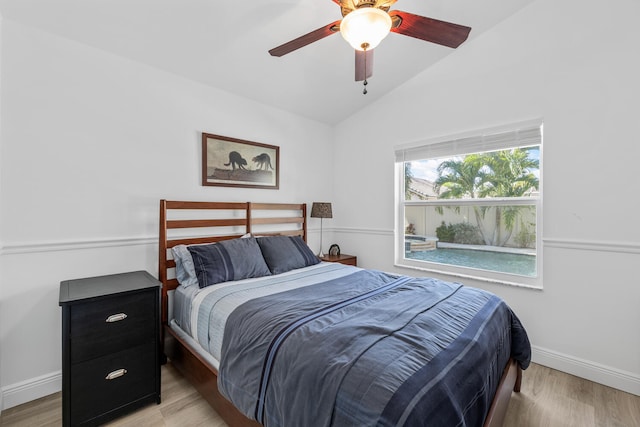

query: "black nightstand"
left=59, top=271, right=161, bottom=426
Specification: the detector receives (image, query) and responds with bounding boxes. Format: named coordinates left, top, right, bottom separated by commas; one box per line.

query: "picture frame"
left=202, top=133, right=279, bottom=189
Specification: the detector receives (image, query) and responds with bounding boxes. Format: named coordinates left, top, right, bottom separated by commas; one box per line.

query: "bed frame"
left=158, top=200, right=521, bottom=427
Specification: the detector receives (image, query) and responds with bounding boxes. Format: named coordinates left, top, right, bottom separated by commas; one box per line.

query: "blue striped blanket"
left=217, top=269, right=531, bottom=427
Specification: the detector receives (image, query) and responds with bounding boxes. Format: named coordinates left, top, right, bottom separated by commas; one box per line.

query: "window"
left=395, top=121, right=542, bottom=288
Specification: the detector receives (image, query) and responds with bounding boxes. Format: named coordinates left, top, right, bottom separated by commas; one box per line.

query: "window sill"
left=394, top=260, right=543, bottom=290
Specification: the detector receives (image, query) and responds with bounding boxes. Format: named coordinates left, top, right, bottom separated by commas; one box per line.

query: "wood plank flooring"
left=1, top=362, right=638, bottom=426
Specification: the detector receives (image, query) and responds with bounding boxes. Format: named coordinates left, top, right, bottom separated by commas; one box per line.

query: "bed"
left=159, top=200, right=531, bottom=427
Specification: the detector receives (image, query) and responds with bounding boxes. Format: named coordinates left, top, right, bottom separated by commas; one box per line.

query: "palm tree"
left=434, top=154, right=489, bottom=199
left=404, top=163, right=414, bottom=199
left=434, top=148, right=539, bottom=246
left=434, top=154, right=492, bottom=243
left=482, top=149, right=539, bottom=245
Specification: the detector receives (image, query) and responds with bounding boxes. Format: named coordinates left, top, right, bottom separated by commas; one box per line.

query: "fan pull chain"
left=362, top=43, right=369, bottom=95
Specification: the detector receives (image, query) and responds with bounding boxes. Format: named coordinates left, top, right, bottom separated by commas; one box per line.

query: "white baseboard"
left=1, top=371, right=61, bottom=411
left=532, top=345, right=640, bottom=396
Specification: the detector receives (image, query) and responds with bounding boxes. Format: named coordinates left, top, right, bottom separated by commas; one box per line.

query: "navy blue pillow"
left=187, top=237, right=271, bottom=288
left=256, top=235, right=320, bottom=275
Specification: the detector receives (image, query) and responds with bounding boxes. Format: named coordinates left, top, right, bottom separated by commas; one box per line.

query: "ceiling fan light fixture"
left=340, top=7, right=392, bottom=51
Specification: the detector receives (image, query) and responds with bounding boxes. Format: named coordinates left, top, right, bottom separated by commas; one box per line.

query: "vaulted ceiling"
left=0, top=0, right=533, bottom=124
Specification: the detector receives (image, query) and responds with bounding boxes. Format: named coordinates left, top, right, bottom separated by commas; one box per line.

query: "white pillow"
left=172, top=245, right=199, bottom=287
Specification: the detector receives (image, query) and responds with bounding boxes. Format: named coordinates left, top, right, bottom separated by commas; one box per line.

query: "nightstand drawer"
left=70, top=291, right=155, bottom=337
left=70, top=343, right=157, bottom=424
left=70, top=291, right=156, bottom=362
left=70, top=324, right=155, bottom=363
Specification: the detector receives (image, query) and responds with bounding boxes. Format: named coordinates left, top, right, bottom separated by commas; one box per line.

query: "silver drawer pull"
left=105, top=369, right=127, bottom=380
left=105, top=313, right=127, bottom=323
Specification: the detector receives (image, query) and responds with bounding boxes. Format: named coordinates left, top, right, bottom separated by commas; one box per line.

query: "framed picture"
left=202, top=133, right=279, bottom=189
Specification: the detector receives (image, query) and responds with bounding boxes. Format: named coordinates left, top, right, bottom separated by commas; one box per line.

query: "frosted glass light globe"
left=340, top=8, right=392, bottom=51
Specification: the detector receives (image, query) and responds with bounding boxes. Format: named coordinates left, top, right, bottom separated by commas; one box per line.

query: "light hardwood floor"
left=1, top=362, right=638, bottom=426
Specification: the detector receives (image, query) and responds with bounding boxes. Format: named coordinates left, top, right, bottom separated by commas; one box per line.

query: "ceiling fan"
left=268, top=0, right=471, bottom=93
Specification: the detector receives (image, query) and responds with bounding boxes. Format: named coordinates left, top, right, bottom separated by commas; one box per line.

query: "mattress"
left=170, top=262, right=531, bottom=427
left=171, top=262, right=360, bottom=362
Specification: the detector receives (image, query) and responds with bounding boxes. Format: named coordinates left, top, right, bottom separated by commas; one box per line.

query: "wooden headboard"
left=158, top=200, right=307, bottom=325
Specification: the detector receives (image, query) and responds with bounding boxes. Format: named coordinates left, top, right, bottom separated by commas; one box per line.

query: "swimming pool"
left=405, top=247, right=536, bottom=277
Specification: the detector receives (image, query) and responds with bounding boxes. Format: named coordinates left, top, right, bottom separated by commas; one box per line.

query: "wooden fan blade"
left=389, top=10, right=471, bottom=48
left=269, top=19, right=341, bottom=57
left=355, top=49, right=373, bottom=81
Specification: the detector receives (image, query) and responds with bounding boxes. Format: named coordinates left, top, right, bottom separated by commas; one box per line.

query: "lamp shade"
left=310, top=202, right=333, bottom=219
left=339, top=7, right=392, bottom=51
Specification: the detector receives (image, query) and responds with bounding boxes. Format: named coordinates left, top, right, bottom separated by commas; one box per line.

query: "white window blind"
left=395, top=120, right=542, bottom=162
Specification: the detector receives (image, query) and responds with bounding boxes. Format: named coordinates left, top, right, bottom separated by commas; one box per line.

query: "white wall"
left=0, top=20, right=335, bottom=409
left=333, top=0, right=640, bottom=395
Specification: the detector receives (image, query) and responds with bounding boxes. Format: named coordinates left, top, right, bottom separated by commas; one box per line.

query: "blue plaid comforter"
left=218, top=269, right=531, bottom=427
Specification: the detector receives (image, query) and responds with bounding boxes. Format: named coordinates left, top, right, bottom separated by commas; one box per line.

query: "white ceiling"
left=0, top=0, right=533, bottom=125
